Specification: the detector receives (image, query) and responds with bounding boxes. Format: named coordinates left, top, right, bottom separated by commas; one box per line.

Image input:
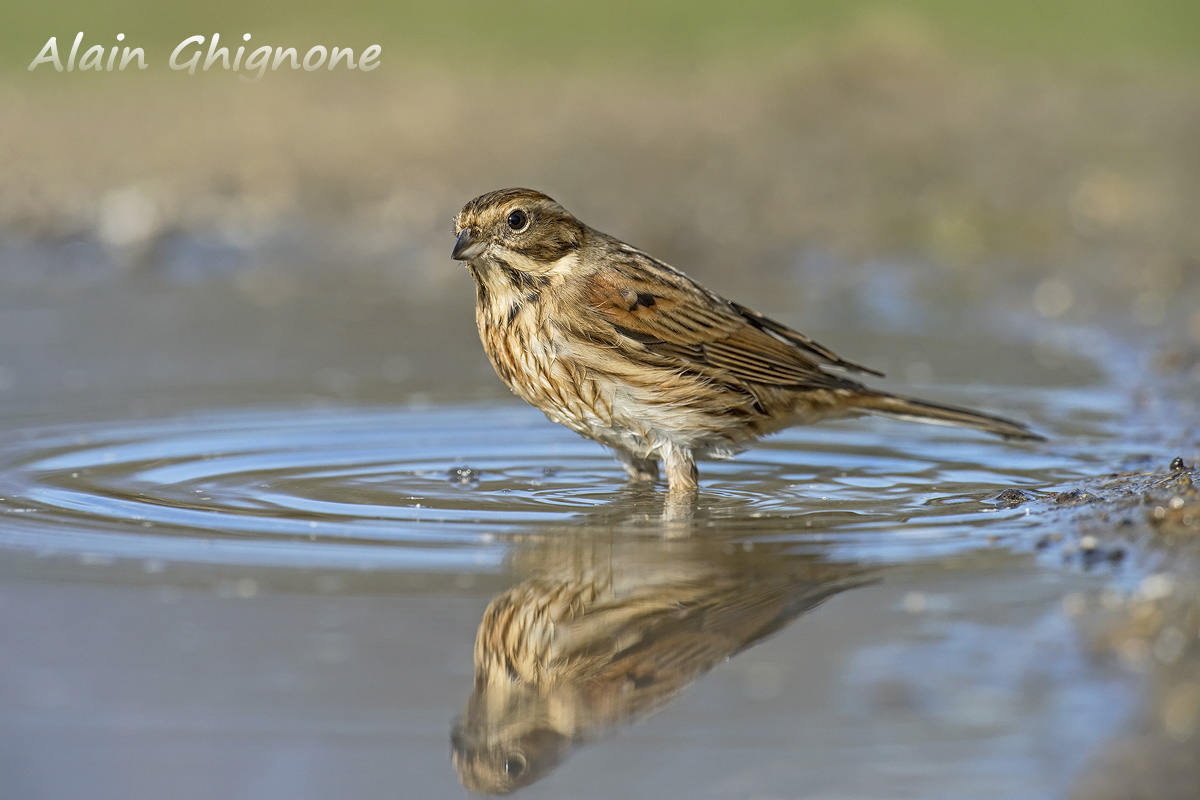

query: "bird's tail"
left=853, top=392, right=1045, bottom=441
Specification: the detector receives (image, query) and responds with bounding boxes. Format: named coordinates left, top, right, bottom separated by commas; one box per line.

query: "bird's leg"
left=614, top=450, right=659, bottom=483
left=662, top=446, right=699, bottom=496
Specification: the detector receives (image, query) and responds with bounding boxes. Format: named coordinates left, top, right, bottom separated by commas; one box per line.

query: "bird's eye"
left=504, top=753, right=527, bottom=778
left=506, top=209, right=530, bottom=232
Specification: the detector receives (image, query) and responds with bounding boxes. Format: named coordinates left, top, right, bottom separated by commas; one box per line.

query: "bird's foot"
left=616, top=453, right=660, bottom=484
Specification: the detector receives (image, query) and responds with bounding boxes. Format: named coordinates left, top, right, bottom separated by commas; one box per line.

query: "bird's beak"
left=452, top=228, right=486, bottom=261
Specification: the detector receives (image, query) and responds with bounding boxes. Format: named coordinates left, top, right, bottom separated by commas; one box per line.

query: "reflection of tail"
left=854, top=392, right=1045, bottom=441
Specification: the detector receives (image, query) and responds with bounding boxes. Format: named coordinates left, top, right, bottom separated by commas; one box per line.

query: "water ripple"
left=0, top=400, right=1100, bottom=568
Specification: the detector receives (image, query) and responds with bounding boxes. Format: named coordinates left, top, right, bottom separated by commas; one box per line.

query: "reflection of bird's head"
left=451, top=715, right=571, bottom=795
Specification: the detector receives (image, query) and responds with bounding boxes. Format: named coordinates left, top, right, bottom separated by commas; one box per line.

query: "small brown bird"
left=452, top=188, right=1042, bottom=495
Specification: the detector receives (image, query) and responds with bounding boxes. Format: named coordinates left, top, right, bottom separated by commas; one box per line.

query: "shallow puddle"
left=0, top=382, right=1131, bottom=566
left=0, top=371, right=1159, bottom=797
left=2, top=203, right=1194, bottom=796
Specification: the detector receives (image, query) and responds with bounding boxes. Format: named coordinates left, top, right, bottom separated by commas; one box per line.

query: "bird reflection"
left=451, top=531, right=870, bottom=794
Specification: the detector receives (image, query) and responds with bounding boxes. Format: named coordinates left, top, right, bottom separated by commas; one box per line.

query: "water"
left=0, top=380, right=1148, bottom=798
left=0, top=390, right=1115, bottom=568
left=3, top=228, right=1191, bottom=797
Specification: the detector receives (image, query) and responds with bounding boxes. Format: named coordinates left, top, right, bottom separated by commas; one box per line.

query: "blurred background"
left=2, top=0, right=1198, bottom=420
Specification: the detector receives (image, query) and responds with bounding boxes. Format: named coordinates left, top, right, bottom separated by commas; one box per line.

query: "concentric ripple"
left=0, top=405, right=619, bottom=569
left=0, top=399, right=1100, bottom=568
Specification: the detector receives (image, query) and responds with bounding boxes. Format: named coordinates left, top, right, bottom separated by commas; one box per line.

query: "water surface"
left=2, top=220, right=1191, bottom=797
left=0, top=375, right=1151, bottom=797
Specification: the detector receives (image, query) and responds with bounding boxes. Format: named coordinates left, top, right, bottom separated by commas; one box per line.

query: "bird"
left=452, top=188, right=1043, bottom=495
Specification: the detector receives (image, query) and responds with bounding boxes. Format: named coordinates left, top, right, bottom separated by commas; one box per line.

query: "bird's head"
left=452, top=188, right=585, bottom=277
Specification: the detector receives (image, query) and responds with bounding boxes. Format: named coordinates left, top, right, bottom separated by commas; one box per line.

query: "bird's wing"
left=582, top=253, right=881, bottom=389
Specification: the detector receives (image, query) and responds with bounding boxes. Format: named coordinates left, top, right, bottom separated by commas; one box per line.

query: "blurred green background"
left=1, top=0, right=1197, bottom=415
left=8, top=0, right=1200, bottom=74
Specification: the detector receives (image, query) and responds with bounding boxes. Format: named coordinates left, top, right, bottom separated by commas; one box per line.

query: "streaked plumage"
left=452, top=188, right=1042, bottom=494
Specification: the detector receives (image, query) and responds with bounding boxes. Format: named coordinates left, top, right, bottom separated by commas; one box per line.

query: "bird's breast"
left=477, top=295, right=618, bottom=437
